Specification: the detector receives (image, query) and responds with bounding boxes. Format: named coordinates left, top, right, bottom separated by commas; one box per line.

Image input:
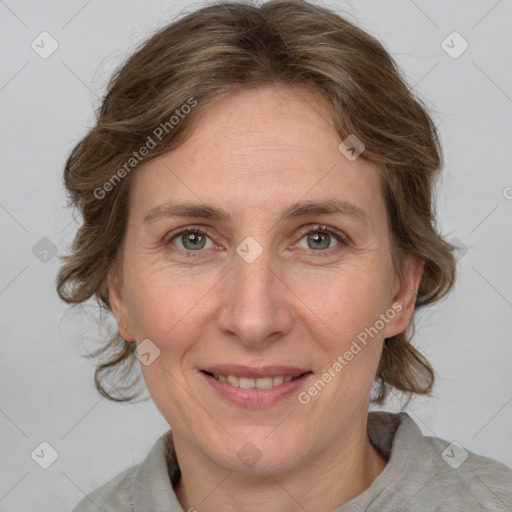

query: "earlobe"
left=384, top=253, right=424, bottom=338
left=107, top=267, right=135, bottom=342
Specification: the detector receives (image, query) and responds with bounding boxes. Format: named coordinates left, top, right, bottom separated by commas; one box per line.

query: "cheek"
left=124, top=268, right=199, bottom=350
left=291, top=264, right=392, bottom=392
left=296, top=264, right=392, bottom=340
left=124, top=272, right=205, bottom=420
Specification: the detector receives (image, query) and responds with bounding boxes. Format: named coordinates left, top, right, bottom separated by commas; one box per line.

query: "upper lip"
left=201, top=365, right=311, bottom=378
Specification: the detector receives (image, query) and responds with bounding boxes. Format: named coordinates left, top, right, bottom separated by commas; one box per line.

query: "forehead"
left=129, top=85, right=385, bottom=228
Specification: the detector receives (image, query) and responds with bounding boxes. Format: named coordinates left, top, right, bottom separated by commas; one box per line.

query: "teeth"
left=211, top=373, right=301, bottom=388
left=227, top=375, right=239, bottom=387
left=272, top=376, right=284, bottom=386
left=239, top=377, right=256, bottom=388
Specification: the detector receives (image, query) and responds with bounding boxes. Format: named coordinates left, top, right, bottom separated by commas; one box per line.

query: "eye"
left=294, top=224, right=346, bottom=254
left=165, top=227, right=216, bottom=252
left=164, top=224, right=347, bottom=256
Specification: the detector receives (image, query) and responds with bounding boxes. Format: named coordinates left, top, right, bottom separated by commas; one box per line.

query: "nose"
left=216, top=242, right=294, bottom=350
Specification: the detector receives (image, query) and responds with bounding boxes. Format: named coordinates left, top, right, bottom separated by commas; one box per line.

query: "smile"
left=199, top=368, right=313, bottom=407
left=205, top=372, right=302, bottom=388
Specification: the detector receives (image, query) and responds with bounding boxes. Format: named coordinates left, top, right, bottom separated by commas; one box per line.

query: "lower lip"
left=200, top=371, right=312, bottom=407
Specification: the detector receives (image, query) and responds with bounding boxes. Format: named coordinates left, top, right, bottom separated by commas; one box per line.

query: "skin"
left=108, top=84, right=423, bottom=512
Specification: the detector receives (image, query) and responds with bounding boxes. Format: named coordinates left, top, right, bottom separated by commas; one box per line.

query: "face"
left=109, top=85, right=422, bottom=475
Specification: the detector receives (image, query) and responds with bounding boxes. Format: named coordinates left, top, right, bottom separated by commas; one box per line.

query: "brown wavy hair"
left=56, top=0, right=456, bottom=406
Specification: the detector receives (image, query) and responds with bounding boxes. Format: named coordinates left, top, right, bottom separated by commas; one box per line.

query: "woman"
left=57, top=0, right=512, bottom=510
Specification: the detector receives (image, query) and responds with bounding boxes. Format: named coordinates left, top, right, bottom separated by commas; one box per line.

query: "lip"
left=199, top=367, right=313, bottom=407
left=200, top=364, right=310, bottom=378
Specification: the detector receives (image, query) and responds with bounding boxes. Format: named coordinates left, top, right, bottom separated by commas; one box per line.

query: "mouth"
left=199, top=366, right=313, bottom=407
left=201, top=370, right=310, bottom=389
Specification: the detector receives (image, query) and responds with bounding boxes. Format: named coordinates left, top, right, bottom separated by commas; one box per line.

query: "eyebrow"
left=143, top=198, right=369, bottom=226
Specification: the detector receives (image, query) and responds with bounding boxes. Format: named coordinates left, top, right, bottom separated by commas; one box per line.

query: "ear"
left=383, top=252, right=424, bottom=339
left=107, top=265, right=135, bottom=342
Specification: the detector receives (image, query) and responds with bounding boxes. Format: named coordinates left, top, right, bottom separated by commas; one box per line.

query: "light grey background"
left=1, top=0, right=511, bottom=510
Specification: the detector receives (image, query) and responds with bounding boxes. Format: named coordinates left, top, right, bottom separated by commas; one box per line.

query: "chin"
left=204, top=430, right=310, bottom=476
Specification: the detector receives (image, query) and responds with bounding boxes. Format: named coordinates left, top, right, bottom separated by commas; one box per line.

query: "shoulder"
left=423, top=433, right=512, bottom=508
left=72, top=464, right=137, bottom=512
left=366, top=411, right=512, bottom=510
left=71, top=430, right=180, bottom=512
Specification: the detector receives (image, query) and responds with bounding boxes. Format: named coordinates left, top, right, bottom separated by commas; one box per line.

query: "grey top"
left=72, top=411, right=512, bottom=511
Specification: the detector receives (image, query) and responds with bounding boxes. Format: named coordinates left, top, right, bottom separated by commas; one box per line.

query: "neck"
left=173, top=410, right=388, bottom=512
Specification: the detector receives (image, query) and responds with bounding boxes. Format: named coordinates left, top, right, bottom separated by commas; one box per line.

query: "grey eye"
left=296, top=230, right=341, bottom=251
left=170, top=230, right=215, bottom=251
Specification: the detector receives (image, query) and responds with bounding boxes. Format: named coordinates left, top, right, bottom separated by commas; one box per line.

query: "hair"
left=56, top=0, right=457, bottom=406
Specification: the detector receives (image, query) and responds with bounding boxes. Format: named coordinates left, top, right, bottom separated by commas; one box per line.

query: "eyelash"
left=164, top=224, right=347, bottom=257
